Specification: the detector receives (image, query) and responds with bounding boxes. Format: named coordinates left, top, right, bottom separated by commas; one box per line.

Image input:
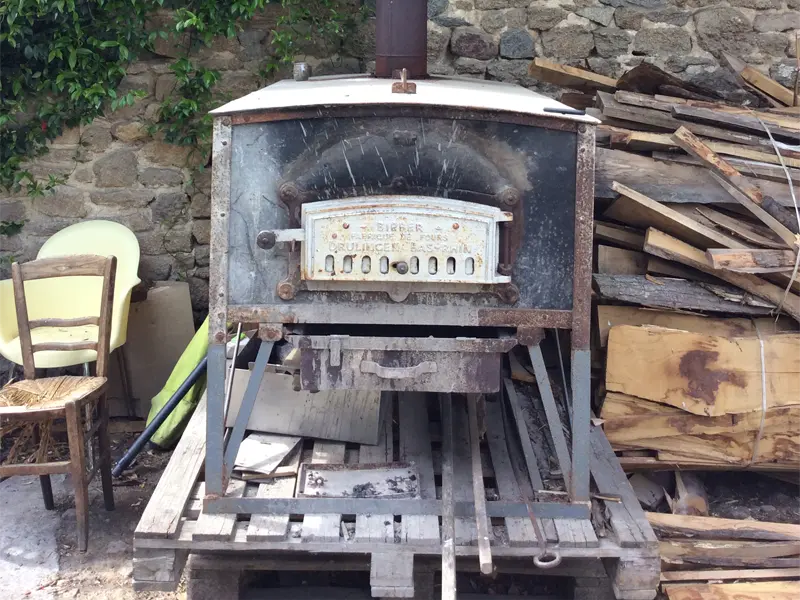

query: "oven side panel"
left=226, top=114, right=578, bottom=325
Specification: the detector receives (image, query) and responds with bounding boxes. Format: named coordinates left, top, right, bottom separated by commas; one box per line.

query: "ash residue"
left=351, top=483, right=378, bottom=498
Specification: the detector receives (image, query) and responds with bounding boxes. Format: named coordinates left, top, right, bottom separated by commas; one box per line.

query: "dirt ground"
left=25, top=433, right=180, bottom=600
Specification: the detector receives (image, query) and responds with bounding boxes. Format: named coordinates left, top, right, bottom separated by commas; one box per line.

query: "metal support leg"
left=222, top=340, right=273, bottom=482
left=205, top=343, right=227, bottom=496
left=527, top=343, right=572, bottom=490
left=439, top=393, right=456, bottom=600
left=570, top=348, right=591, bottom=502
left=467, top=394, right=493, bottom=575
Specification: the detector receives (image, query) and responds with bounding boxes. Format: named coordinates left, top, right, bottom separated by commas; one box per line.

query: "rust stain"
left=678, top=350, right=746, bottom=405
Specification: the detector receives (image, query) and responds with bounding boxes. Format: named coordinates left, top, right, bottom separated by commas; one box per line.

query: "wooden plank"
left=559, top=92, right=596, bottom=110
left=484, top=400, right=535, bottom=547
left=596, top=148, right=800, bottom=206
left=594, top=222, right=645, bottom=250
left=643, top=228, right=800, bottom=322
left=671, top=127, right=799, bottom=247
left=606, top=324, right=800, bottom=416
left=192, top=480, right=246, bottom=541
left=661, top=568, right=800, bottom=582
left=651, top=151, right=800, bottom=185
left=693, top=206, right=786, bottom=250
left=528, top=57, right=618, bottom=93
left=707, top=249, right=798, bottom=273
left=597, top=91, right=767, bottom=146
left=672, top=104, right=800, bottom=143
left=647, top=256, right=713, bottom=281
left=452, top=397, right=478, bottom=545
left=660, top=540, right=800, bottom=561
left=302, top=442, right=346, bottom=542
left=370, top=551, right=414, bottom=598
left=468, top=395, right=492, bottom=574
left=605, top=181, right=748, bottom=250
left=593, top=274, right=774, bottom=316
left=135, top=394, right=207, bottom=540
left=646, top=512, right=800, bottom=542
left=597, top=245, right=648, bottom=275
left=595, top=305, right=787, bottom=348
left=355, top=394, right=395, bottom=543
left=589, top=426, right=656, bottom=548
left=740, top=67, right=795, bottom=106
left=246, top=477, right=296, bottom=542
left=652, top=93, right=800, bottom=128
left=664, top=581, right=800, bottom=600
left=399, top=393, right=439, bottom=544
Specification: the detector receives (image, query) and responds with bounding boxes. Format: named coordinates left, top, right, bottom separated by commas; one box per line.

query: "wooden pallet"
left=133, top=390, right=659, bottom=600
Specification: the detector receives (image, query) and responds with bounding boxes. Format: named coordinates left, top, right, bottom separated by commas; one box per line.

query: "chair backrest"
left=11, top=255, right=117, bottom=380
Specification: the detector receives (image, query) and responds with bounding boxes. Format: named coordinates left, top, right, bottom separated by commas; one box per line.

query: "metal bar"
left=468, top=395, right=493, bottom=575
left=527, top=343, right=573, bottom=491
left=202, top=497, right=591, bottom=520
left=222, top=340, right=274, bottom=480
left=205, top=343, right=227, bottom=496
left=223, top=323, right=243, bottom=427
left=570, top=348, right=591, bottom=502
left=502, top=378, right=544, bottom=491
left=440, top=393, right=456, bottom=600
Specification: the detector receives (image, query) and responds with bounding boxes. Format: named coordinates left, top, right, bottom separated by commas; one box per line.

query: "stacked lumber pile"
left=528, top=56, right=800, bottom=471
left=648, top=512, right=800, bottom=598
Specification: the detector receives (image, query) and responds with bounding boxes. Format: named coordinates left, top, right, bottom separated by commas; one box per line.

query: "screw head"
left=453, top=223, right=459, bottom=230
left=331, top=233, right=337, bottom=239
left=342, top=223, right=350, bottom=229
left=395, top=261, right=409, bottom=275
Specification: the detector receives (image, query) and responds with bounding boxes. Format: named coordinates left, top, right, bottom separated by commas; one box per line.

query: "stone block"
left=188, top=276, right=209, bottom=311
left=614, top=7, right=645, bottom=29
left=138, top=254, right=173, bottom=281
left=71, top=166, right=93, bottom=184
left=754, top=12, right=800, bottom=33
left=486, top=58, right=531, bottom=84
left=197, top=50, right=243, bottom=71
left=97, top=209, right=154, bottom=232
left=238, top=28, right=267, bottom=61
left=729, top=0, right=780, bottom=7
left=173, top=251, right=195, bottom=274
left=429, top=0, right=448, bottom=17
left=118, top=72, right=156, bottom=96
left=788, top=0, right=800, bottom=8
left=665, top=54, right=716, bottom=72
left=505, top=8, right=527, bottom=28
left=428, top=23, right=452, bottom=60
left=82, top=124, right=112, bottom=152
left=594, top=28, right=633, bottom=57
left=155, top=74, right=177, bottom=101
left=194, top=245, right=210, bottom=267
left=111, top=120, right=150, bottom=142
left=475, top=0, right=527, bottom=7
left=343, top=17, right=376, bottom=60
left=685, top=67, right=756, bottom=104
left=32, top=186, right=87, bottom=218
left=600, top=0, right=666, bottom=7
left=541, top=25, right=595, bottom=59
left=188, top=169, right=212, bottom=196
left=139, top=167, right=184, bottom=188
left=770, top=58, right=798, bottom=87
left=24, top=216, right=82, bottom=237
left=52, top=127, right=81, bottom=146
left=218, top=71, right=260, bottom=99
left=433, top=16, right=472, bottom=27
left=0, top=200, right=26, bottom=223
left=90, top=190, right=155, bottom=209
left=136, top=223, right=192, bottom=255
left=587, top=57, right=623, bottom=78
left=577, top=6, right=615, bottom=26
left=528, top=6, right=567, bottom=30
left=190, top=192, right=210, bottom=218
left=500, top=28, right=535, bottom=59
left=451, top=27, right=498, bottom=60
left=193, top=266, right=210, bottom=280
left=694, top=8, right=753, bottom=57
left=192, top=219, right=211, bottom=245
left=112, top=96, right=148, bottom=120
left=633, top=26, right=692, bottom=55
left=141, top=141, right=202, bottom=168
left=152, top=192, right=188, bottom=223
left=454, top=57, right=489, bottom=75
left=753, top=32, right=790, bottom=56
left=93, top=150, right=138, bottom=188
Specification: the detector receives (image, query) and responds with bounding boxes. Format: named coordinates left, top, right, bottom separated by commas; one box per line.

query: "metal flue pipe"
left=375, top=0, right=428, bottom=79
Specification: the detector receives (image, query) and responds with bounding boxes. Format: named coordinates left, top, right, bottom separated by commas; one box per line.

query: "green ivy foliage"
left=0, top=0, right=367, bottom=198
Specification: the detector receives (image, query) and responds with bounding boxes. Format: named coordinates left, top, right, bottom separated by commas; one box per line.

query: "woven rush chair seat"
left=0, top=375, right=107, bottom=413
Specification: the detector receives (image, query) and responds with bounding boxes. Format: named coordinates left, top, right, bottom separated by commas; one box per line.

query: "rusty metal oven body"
left=204, top=73, right=597, bottom=524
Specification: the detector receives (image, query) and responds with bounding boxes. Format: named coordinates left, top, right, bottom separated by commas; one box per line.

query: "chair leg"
left=39, top=475, right=55, bottom=510
left=65, top=401, right=89, bottom=552
left=118, top=346, right=137, bottom=418
left=97, top=394, right=115, bottom=511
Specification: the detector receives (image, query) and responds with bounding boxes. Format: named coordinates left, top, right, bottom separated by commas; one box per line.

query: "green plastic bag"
left=146, top=317, right=209, bottom=449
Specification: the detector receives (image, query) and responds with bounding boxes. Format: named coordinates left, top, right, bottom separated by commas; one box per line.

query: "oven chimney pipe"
left=375, top=0, right=428, bottom=79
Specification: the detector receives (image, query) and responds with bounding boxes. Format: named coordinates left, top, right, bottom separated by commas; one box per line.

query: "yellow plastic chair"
left=0, top=220, right=141, bottom=370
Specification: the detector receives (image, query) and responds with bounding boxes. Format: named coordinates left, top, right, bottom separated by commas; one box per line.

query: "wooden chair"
left=0, top=255, right=117, bottom=552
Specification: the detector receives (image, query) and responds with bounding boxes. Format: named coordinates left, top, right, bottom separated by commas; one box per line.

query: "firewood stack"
left=527, top=56, right=800, bottom=472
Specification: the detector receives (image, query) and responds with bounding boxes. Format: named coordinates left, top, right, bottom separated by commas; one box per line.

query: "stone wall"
left=1, top=1, right=797, bottom=316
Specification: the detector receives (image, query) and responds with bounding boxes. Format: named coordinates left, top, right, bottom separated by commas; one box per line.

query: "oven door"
left=289, top=335, right=517, bottom=393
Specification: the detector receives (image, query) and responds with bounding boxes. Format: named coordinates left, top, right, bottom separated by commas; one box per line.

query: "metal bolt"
left=331, top=233, right=337, bottom=239
left=277, top=281, right=297, bottom=300
left=256, top=230, right=277, bottom=250
left=395, top=261, right=409, bottom=275
left=214, top=332, right=225, bottom=343
left=342, top=223, right=350, bottom=229
left=453, top=223, right=459, bottom=230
